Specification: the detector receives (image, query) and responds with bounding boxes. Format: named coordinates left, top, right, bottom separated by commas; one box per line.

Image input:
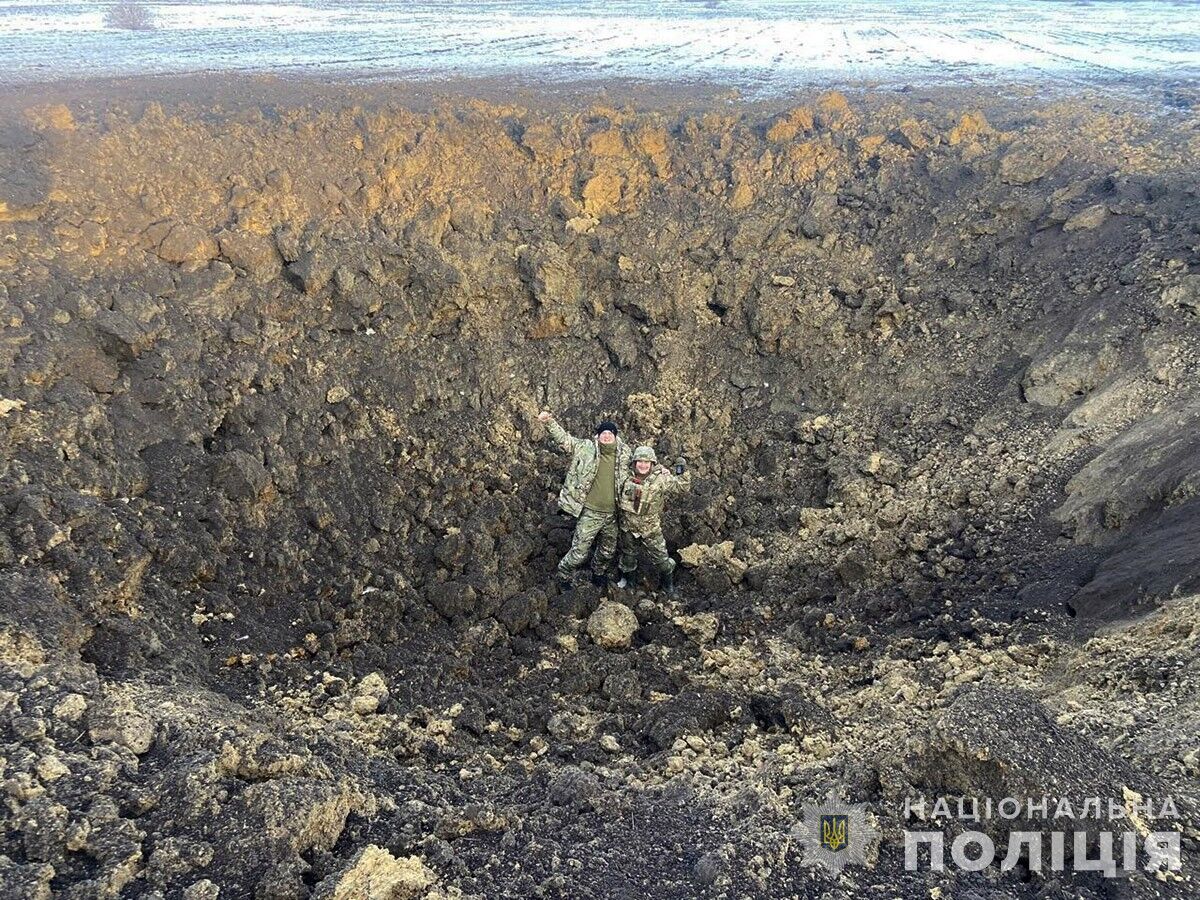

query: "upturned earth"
left=1, top=77, right=1198, bottom=898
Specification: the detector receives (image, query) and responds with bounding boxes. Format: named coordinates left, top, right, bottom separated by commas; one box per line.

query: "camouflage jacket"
left=617, top=465, right=692, bottom=535
left=544, top=417, right=632, bottom=517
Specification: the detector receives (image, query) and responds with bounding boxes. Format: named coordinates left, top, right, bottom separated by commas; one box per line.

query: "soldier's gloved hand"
left=675, top=456, right=687, bottom=475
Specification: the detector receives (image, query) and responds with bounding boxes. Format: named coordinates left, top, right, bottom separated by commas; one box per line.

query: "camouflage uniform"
left=544, top=416, right=631, bottom=578
left=617, top=451, right=692, bottom=578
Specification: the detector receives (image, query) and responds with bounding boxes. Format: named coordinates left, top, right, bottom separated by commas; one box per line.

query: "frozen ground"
left=1, top=0, right=1199, bottom=92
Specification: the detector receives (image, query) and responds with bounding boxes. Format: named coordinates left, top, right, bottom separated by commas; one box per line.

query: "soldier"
left=616, top=447, right=691, bottom=594
left=537, top=410, right=632, bottom=589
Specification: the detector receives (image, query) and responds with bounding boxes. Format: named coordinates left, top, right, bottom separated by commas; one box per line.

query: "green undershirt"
left=584, top=442, right=617, bottom=512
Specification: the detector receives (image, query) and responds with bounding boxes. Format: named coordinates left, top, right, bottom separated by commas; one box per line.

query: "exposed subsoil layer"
left=1, top=77, right=1199, bottom=898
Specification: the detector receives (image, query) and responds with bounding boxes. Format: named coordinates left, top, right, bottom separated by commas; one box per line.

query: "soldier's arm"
left=663, top=459, right=693, bottom=495
left=542, top=415, right=583, bottom=453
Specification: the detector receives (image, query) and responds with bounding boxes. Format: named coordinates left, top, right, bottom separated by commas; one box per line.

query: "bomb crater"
left=1, top=82, right=1198, bottom=898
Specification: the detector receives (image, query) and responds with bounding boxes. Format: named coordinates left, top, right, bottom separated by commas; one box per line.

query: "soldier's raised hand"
left=537, top=410, right=552, bottom=423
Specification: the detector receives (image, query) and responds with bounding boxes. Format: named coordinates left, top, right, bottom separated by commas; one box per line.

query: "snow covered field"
left=2, top=1, right=1198, bottom=91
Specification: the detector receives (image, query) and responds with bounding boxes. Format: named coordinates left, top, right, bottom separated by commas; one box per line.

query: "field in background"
left=2, top=0, right=1199, bottom=91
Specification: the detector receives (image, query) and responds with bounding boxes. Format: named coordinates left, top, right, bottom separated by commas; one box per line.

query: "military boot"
left=660, top=567, right=676, bottom=595
left=591, top=571, right=609, bottom=591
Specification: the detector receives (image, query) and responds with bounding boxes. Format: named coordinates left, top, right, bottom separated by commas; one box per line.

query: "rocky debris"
left=673, top=612, right=719, bottom=643
left=1063, top=202, right=1109, bottom=232
left=0, top=397, right=27, bottom=417
left=587, top=601, right=639, bottom=650
left=0, top=859, right=55, bottom=900
left=312, top=845, right=435, bottom=900
left=2, top=81, right=1199, bottom=898
left=351, top=672, right=390, bottom=715
left=891, top=118, right=929, bottom=151
left=813, top=90, right=855, bottom=129
left=765, top=106, right=814, bottom=142
left=999, top=142, right=1067, bottom=184
left=518, top=243, right=581, bottom=315
left=581, top=172, right=623, bottom=217
left=638, top=688, right=734, bottom=750
left=183, top=880, right=220, bottom=900
left=693, top=851, right=722, bottom=886
left=218, top=733, right=312, bottom=780
left=213, top=450, right=274, bottom=502
left=1068, top=497, right=1200, bottom=619
left=426, top=582, right=477, bottom=620
left=749, top=691, right=837, bottom=736
left=893, top=685, right=1147, bottom=808
left=1161, top=274, right=1200, bottom=315
left=217, top=228, right=282, bottom=280
left=1055, top=398, right=1200, bottom=551
left=241, top=777, right=368, bottom=855
left=53, top=696, right=87, bottom=724
left=946, top=110, right=994, bottom=146
left=288, top=248, right=336, bottom=294
left=677, top=541, right=748, bottom=588
left=496, top=588, right=548, bottom=635
left=547, top=765, right=602, bottom=808
left=25, top=103, right=76, bottom=132
left=546, top=709, right=596, bottom=743
left=86, top=701, right=156, bottom=755
left=157, top=223, right=219, bottom=264
left=1021, top=344, right=1118, bottom=406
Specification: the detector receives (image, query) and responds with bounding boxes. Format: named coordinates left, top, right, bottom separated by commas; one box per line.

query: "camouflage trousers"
left=557, top=507, right=618, bottom=578
left=618, top=526, right=676, bottom=576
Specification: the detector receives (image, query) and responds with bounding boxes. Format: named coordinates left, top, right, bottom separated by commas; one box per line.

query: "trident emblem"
left=821, top=814, right=848, bottom=852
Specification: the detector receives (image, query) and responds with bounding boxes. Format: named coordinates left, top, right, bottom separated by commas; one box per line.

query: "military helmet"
left=632, top=445, right=657, bottom=464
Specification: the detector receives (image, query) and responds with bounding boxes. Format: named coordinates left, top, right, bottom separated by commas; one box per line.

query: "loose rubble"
left=0, top=78, right=1197, bottom=897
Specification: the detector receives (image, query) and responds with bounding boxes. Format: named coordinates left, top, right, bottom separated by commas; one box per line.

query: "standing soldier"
left=537, top=411, right=632, bottom=589
left=616, top=447, right=691, bottom=594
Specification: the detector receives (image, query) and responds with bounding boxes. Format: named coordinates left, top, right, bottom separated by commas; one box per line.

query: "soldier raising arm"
left=616, top=447, right=692, bottom=594
left=537, top=410, right=632, bottom=590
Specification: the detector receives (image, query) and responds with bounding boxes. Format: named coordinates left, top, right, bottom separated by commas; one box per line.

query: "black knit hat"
left=595, top=420, right=618, bottom=436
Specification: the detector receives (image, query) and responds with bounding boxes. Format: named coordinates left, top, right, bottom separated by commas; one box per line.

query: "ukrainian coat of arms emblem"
left=794, top=792, right=880, bottom=875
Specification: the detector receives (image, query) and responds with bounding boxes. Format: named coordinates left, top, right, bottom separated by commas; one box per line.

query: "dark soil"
left=1, top=76, right=1198, bottom=899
